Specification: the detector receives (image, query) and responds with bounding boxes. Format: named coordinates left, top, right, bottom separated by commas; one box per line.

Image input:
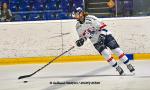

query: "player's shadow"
left=42, top=64, right=114, bottom=90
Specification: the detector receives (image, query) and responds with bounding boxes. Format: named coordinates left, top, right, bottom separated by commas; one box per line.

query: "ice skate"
left=116, top=66, right=124, bottom=75
left=127, top=64, right=135, bottom=73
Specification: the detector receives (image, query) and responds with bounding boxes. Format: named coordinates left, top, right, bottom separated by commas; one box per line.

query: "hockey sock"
left=112, top=48, right=130, bottom=65
left=101, top=49, right=118, bottom=68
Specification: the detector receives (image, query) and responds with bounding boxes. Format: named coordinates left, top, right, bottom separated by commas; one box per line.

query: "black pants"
left=94, top=34, right=119, bottom=53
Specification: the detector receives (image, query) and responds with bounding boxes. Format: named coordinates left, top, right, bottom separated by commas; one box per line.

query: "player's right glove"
left=76, top=38, right=84, bottom=47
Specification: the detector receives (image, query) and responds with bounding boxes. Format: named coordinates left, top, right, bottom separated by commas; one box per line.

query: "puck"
left=23, top=81, right=28, bottom=83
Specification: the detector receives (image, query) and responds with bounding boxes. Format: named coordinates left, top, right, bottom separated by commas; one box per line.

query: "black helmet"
left=72, top=7, right=83, bottom=18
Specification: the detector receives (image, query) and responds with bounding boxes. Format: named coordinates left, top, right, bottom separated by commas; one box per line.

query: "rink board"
left=0, top=53, right=149, bottom=65
left=0, top=16, right=150, bottom=65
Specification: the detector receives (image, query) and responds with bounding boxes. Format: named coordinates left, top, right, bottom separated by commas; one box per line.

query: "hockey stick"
left=18, top=46, right=75, bottom=80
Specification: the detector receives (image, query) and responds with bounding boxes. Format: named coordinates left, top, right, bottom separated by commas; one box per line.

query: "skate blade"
left=120, top=72, right=135, bottom=76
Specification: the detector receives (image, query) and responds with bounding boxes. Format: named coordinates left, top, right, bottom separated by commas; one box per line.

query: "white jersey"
left=76, top=15, right=112, bottom=44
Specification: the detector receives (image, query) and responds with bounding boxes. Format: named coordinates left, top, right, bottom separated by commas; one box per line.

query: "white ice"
left=0, top=60, right=150, bottom=90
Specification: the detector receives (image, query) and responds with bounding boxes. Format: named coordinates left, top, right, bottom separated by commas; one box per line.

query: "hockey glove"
left=76, top=38, right=84, bottom=47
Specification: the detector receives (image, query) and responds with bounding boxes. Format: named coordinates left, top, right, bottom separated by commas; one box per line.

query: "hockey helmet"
left=72, top=7, right=83, bottom=18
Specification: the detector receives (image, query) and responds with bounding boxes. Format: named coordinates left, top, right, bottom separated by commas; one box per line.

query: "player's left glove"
left=76, top=38, right=84, bottom=47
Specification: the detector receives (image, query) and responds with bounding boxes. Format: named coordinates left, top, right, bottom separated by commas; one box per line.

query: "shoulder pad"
left=86, top=15, right=97, bottom=21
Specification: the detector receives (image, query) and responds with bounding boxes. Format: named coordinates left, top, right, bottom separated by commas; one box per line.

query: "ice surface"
left=0, top=60, right=150, bottom=90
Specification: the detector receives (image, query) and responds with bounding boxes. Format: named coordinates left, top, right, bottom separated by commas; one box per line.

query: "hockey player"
left=72, top=7, right=135, bottom=75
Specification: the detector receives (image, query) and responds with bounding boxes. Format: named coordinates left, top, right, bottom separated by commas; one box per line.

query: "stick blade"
left=18, top=74, right=32, bottom=79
